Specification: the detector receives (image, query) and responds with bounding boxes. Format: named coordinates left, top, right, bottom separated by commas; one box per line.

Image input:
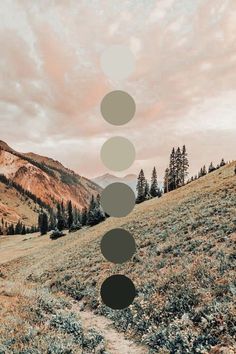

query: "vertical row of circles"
left=99, top=45, right=137, bottom=309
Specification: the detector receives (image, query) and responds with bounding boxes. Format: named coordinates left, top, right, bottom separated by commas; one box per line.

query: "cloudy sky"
left=0, top=0, right=236, bottom=179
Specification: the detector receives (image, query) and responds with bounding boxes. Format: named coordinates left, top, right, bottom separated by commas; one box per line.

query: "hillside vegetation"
left=0, top=162, right=235, bottom=353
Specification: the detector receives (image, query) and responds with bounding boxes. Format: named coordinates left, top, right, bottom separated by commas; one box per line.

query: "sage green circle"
left=100, top=137, right=135, bottom=172
left=101, top=182, right=135, bottom=217
left=101, top=90, right=136, bottom=126
left=101, top=228, right=136, bottom=264
left=100, top=45, right=135, bottom=81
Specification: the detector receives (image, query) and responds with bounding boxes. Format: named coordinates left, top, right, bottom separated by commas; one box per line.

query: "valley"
left=0, top=162, right=235, bottom=353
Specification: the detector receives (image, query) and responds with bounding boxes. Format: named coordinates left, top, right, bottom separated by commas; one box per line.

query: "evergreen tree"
left=87, top=194, right=105, bottom=226
left=164, top=168, right=169, bottom=193
left=7, top=224, right=15, bottom=235
left=21, top=225, right=26, bottom=235
left=220, top=158, right=226, bottom=167
left=208, top=162, right=215, bottom=173
left=181, top=145, right=189, bottom=185
left=169, top=148, right=176, bottom=191
left=136, top=169, right=146, bottom=203
left=144, top=179, right=151, bottom=200
left=40, top=212, right=48, bottom=235
left=150, top=167, right=159, bottom=197
left=175, top=147, right=182, bottom=188
left=15, top=220, right=23, bottom=234
left=57, top=203, right=65, bottom=231
left=202, top=165, right=207, bottom=176
left=81, top=207, right=88, bottom=226
left=67, top=200, right=74, bottom=229
left=49, top=210, right=56, bottom=231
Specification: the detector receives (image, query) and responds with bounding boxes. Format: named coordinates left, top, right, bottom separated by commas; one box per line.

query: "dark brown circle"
left=100, top=275, right=136, bottom=309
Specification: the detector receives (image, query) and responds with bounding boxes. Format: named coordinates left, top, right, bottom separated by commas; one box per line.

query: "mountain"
left=0, top=162, right=235, bottom=353
left=92, top=173, right=137, bottom=191
left=92, top=173, right=163, bottom=193
left=0, top=140, right=101, bottom=227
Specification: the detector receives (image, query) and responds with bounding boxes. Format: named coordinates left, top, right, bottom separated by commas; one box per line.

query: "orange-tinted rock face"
left=0, top=142, right=102, bottom=226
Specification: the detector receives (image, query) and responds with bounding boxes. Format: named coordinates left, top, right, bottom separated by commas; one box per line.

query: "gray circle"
left=101, top=228, right=136, bottom=264
left=100, top=137, right=135, bottom=172
left=100, top=45, right=135, bottom=81
left=101, top=90, right=136, bottom=126
left=101, top=182, right=135, bottom=217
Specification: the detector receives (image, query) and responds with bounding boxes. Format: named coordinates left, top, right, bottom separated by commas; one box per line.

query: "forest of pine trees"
left=37, top=193, right=106, bottom=236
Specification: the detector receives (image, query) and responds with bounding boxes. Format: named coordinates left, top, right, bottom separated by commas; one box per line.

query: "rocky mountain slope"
left=0, top=140, right=101, bottom=226
left=0, top=161, right=235, bottom=353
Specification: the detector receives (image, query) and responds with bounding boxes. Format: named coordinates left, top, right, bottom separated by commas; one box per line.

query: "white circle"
left=100, top=45, right=135, bottom=81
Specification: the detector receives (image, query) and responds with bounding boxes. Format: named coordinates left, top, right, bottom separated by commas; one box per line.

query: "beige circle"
left=100, top=45, right=135, bottom=81
left=101, top=90, right=136, bottom=126
left=101, top=183, right=135, bottom=217
left=100, top=137, right=135, bottom=172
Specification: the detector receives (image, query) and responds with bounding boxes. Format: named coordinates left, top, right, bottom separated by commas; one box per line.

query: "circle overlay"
left=100, top=275, right=136, bottom=309
left=101, top=228, right=136, bottom=264
left=100, top=45, right=135, bottom=81
left=101, top=182, right=135, bottom=217
left=101, top=90, right=136, bottom=126
left=100, top=136, right=135, bottom=172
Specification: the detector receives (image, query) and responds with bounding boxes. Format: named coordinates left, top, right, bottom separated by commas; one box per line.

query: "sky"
left=0, top=0, right=236, bottom=180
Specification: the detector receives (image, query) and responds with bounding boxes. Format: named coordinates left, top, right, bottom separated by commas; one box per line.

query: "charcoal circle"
left=100, top=182, right=135, bottom=217
left=101, top=228, right=136, bottom=264
left=100, top=275, right=136, bottom=309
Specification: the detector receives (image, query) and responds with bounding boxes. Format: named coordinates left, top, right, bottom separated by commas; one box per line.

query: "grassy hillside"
left=0, top=162, right=235, bottom=353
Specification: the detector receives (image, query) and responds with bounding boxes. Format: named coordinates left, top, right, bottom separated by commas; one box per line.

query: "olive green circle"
left=101, top=228, right=136, bottom=264
left=101, top=182, right=135, bottom=217
left=101, top=90, right=136, bottom=126
left=100, top=136, right=135, bottom=172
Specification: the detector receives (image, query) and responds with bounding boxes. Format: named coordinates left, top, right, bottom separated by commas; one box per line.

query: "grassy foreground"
left=0, top=162, right=236, bottom=353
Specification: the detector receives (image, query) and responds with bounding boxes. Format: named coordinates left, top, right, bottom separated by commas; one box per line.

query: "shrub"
left=69, top=223, right=82, bottom=233
left=50, top=229, right=66, bottom=240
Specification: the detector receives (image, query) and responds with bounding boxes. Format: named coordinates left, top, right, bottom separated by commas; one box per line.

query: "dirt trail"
left=72, top=302, right=149, bottom=354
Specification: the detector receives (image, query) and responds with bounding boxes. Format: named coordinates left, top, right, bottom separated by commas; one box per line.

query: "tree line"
left=38, top=194, right=106, bottom=236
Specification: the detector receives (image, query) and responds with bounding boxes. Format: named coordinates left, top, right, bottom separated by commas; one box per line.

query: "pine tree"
left=81, top=207, right=88, bottom=226
left=202, top=165, right=207, bottom=176
left=144, top=179, right=150, bottom=200
left=175, top=147, right=182, bottom=188
left=150, top=167, right=159, bottom=197
left=57, top=203, right=65, bottom=231
left=67, top=200, right=74, bottom=229
left=169, top=148, right=176, bottom=191
left=181, top=145, right=189, bottom=185
left=164, top=168, right=169, bottom=193
left=40, top=212, right=48, bottom=235
left=220, top=158, right=226, bottom=167
left=208, top=162, right=215, bottom=173
left=87, top=195, right=105, bottom=226
left=21, top=225, right=26, bottom=235
left=15, top=220, right=23, bottom=235
left=136, top=169, right=146, bottom=203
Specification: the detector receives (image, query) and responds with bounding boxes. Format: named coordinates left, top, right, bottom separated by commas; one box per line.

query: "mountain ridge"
left=0, top=140, right=101, bottom=227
